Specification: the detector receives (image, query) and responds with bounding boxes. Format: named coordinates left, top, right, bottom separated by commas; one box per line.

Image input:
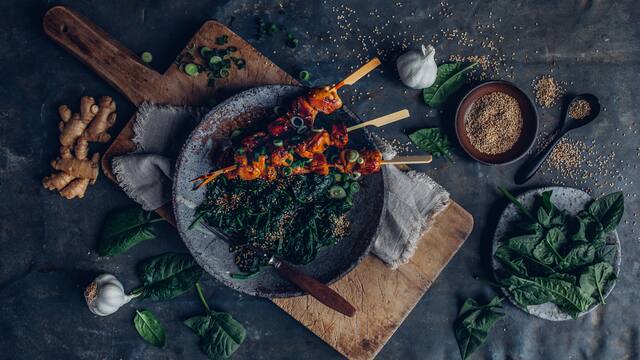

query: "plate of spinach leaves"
left=492, top=186, right=623, bottom=321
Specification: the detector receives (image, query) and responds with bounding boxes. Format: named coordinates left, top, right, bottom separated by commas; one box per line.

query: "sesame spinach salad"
left=190, top=171, right=357, bottom=279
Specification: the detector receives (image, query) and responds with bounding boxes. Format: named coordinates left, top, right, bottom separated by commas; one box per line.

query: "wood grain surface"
left=274, top=202, right=472, bottom=359
left=44, top=7, right=474, bottom=359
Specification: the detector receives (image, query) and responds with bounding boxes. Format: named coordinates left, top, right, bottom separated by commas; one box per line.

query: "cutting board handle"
left=43, top=6, right=163, bottom=105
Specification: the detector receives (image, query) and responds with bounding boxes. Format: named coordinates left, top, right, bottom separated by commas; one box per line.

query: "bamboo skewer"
left=333, top=58, right=381, bottom=90
left=381, top=155, right=433, bottom=165
left=346, top=109, right=410, bottom=132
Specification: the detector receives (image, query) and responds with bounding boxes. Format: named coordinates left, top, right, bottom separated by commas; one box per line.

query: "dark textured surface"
left=1, top=1, right=639, bottom=359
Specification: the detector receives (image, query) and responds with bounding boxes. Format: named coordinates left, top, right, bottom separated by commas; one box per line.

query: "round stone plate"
left=492, top=186, right=621, bottom=321
left=172, top=85, right=385, bottom=298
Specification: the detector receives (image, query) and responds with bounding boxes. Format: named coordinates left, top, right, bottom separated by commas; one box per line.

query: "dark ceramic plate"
left=172, top=85, right=385, bottom=298
left=455, top=80, right=538, bottom=165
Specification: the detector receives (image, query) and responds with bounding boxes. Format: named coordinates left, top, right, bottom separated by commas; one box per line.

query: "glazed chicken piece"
left=309, top=153, right=330, bottom=176
left=295, top=131, right=332, bottom=159
left=307, top=86, right=343, bottom=115
left=329, top=123, right=348, bottom=149
left=241, top=131, right=268, bottom=151
left=355, top=149, right=382, bottom=175
left=227, top=153, right=268, bottom=181
left=290, top=96, right=319, bottom=123
left=269, top=146, right=294, bottom=167
left=267, top=117, right=293, bottom=137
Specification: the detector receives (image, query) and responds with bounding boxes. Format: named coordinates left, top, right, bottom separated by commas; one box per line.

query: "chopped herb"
left=184, top=63, right=200, bottom=76
left=299, top=70, right=311, bottom=81
left=140, top=51, right=153, bottom=64
left=215, top=35, right=229, bottom=45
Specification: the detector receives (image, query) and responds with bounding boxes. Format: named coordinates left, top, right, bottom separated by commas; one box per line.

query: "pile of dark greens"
left=191, top=172, right=358, bottom=277
left=494, top=188, right=623, bottom=318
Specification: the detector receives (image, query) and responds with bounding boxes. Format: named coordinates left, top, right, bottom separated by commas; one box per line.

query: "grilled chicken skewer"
left=190, top=109, right=411, bottom=189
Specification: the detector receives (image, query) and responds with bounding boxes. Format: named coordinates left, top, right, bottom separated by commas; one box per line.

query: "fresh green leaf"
left=594, top=244, right=618, bottom=264
left=588, top=192, right=624, bottom=233
left=454, top=297, right=504, bottom=360
left=577, top=211, right=605, bottom=244
left=136, top=253, right=203, bottom=300
left=494, top=246, right=528, bottom=276
left=185, top=312, right=246, bottom=359
left=558, top=244, right=596, bottom=271
left=537, top=207, right=552, bottom=228
left=502, top=276, right=592, bottom=318
left=498, top=186, right=536, bottom=222
left=532, top=227, right=566, bottom=265
left=579, top=262, right=615, bottom=304
left=422, top=62, right=477, bottom=108
left=540, top=191, right=554, bottom=213
left=134, top=309, right=166, bottom=347
left=98, top=207, right=164, bottom=256
left=408, top=128, right=453, bottom=161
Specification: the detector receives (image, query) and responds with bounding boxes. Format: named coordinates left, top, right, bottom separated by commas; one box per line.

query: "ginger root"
left=43, top=96, right=117, bottom=199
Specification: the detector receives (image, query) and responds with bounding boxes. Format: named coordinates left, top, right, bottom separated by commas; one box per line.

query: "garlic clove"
left=396, top=44, right=438, bottom=89
left=85, top=273, right=131, bottom=317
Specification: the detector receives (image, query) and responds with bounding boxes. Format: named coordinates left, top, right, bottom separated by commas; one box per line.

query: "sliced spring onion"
left=230, top=129, right=243, bottom=138
left=141, top=51, right=153, bottom=63
left=303, top=158, right=313, bottom=164
left=216, top=35, right=229, bottom=45
left=199, top=47, right=212, bottom=58
left=290, top=136, right=301, bottom=143
left=299, top=70, right=311, bottom=81
left=272, top=139, right=284, bottom=147
left=296, top=125, right=308, bottom=134
left=236, top=147, right=245, bottom=154
left=268, top=23, right=279, bottom=34
left=347, top=150, right=359, bottom=163
left=311, top=127, right=324, bottom=132
left=349, top=182, right=361, bottom=194
left=219, top=68, right=230, bottom=78
left=333, top=173, right=342, bottom=182
left=328, top=185, right=347, bottom=199
left=282, top=167, right=293, bottom=176
left=350, top=171, right=362, bottom=180
left=184, top=63, right=199, bottom=76
left=273, top=105, right=283, bottom=116
left=234, top=58, right=246, bottom=69
left=210, top=55, right=223, bottom=64
left=290, top=116, right=305, bottom=128
left=356, top=156, right=365, bottom=164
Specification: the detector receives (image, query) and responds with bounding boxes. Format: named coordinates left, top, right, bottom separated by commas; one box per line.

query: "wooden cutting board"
left=44, top=7, right=473, bottom=359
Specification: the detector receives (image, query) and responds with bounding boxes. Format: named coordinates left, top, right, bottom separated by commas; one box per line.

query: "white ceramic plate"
left=492, top=186, right=621, bottom=321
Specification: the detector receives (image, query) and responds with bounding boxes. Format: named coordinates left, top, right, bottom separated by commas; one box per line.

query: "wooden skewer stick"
left=381, top=155, right=433, bottom=165
left=333, top=58, right=382, bottom=90
left=347, top=109, right=410, bottom=132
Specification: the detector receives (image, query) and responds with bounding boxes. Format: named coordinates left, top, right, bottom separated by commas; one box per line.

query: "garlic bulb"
left=396, top=44, right=438, bottom=89
left=85, top=274, right=134, bottom=316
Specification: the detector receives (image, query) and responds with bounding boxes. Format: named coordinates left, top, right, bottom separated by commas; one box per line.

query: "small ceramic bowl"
left=455, top=81, right=538, bottom=165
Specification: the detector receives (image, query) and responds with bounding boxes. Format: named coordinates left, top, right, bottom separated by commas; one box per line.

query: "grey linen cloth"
left=112, top=103, right=450, bottom=268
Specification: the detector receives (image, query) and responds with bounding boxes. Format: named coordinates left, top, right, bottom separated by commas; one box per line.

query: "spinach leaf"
left=498, top=186, right=536, bottom=222
left=588, top=192, right=624, bottom=233
left=577, top=211, right=605, bottom=244
left=136, top=253, right=203, bottom=300
left=185, top=312, right=246, bottom=359
left=502, top=276, right=592, bottom=318
left=133, top=309, right=166, bottom=347
left=494, top=246, right=528, bottom=276
left=98, top=207, right=164, bottom=256
left=532, top=227, right=566, bottom=265
left=579, top=262, right=615, bottom=304
left=454, top=297, right=504, bottom=360
left=422, top=62, right=477, bottom=108
left=185, top=283, right=246, bottom=360
left=408, top=128, right=453, bottom=161
left=557, top=244, right=596, bottom=271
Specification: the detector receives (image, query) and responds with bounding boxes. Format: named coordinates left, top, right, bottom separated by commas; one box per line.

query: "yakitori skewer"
left=346, top=109, right=410, bottom=132
left=190, top=109, right=412, bottom=189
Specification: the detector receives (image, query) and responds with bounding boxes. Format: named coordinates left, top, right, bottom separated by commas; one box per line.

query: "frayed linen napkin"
left=112, top=103, right=450, bottom=268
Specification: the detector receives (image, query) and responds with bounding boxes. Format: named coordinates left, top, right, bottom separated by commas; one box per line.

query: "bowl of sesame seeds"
left=455, top=81, right=538, bottom=165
